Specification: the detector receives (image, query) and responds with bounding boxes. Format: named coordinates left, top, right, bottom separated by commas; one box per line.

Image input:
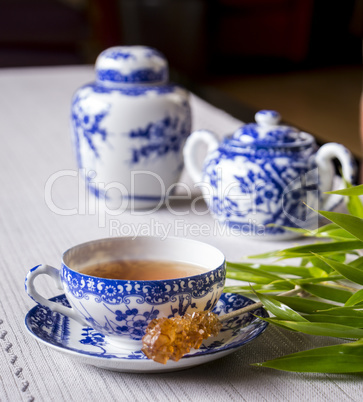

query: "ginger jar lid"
left=232, top=110, right=308, bottom=146
left=95, top=46, right=169, bottom=87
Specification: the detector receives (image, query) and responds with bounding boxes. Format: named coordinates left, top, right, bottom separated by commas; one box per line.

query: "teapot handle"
left=314, top=142, right=357, bottom=210
left=183, top=130, right=219, bottom=183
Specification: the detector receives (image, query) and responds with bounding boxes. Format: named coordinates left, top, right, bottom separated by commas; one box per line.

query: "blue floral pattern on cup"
left=61, top=263, right=225, bottom=340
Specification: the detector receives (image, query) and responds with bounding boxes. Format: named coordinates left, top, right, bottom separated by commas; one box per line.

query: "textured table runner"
left=0, top=66, right=361, bottom=401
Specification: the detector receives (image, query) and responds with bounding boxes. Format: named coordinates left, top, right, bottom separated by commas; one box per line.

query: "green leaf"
left=315, top=228, right=356, bottom=240
left=256, top=293, right=308, bottom=322
left=346, top=195, right=363, bottom=218
left=269, top=280, right=295, bottom=290
left=342, top=180, right=363, bottom=218
left=278, top=241, right=363, bottom=257
left=294, top=275, right=344, bottom=285
left=300, top=283, right=353, bottom=303
left=223, top=284, right=294, bottom=295
left=315, top=306, right=363, bottom=317
left=315, top=223, right=340, bottom=233
left=226, top=268, right=280, bottom=284
left=258, top=318, right=363, bottom=338
left=308, top=265, right=330, bottom=277
left=345, top=289, right=363, bottom=307
left=317, top=210, right=363, bottom=242
left=226, top=265, right=282, bottom=284
left=254, top=341, right=363, bottom=373
left=313, top=254, right=363, bottom=286
left=274, top=296, right=339, bottom=314
left=227, top=262, right=310, bottom=278
left=248, top=241, right=363, bottom=261
left=304, top=314, right=363, bottom=327
left=349, top=256, right=363, bottom=270
left=326, top=185, right=363, bottom=196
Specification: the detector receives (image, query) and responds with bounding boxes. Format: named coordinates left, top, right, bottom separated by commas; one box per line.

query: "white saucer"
left=25, top=293, right=268, bottom=373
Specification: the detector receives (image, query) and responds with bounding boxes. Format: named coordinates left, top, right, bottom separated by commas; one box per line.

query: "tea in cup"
left=25, top=237, right=226, bottom=348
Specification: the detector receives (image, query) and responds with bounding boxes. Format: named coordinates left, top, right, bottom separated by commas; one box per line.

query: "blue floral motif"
left=96, top=47, right=167, bottom=84
left=203, top=138, right=318, bottom=235
left=70, top=46, right=191, bottom=207
left=80, top=328, right=108, bottom=354
left=61, top=263, right=225, bottom=338
left=96, top=68, right=167, bottom=84
left=62, top=264, right=225, bottom=306
left=128, top=115, right=190, bottom=165
left=27, top=296, right=70, bottom=347
left=25, top=293, right=268, bottom=362
left=90, top=82, right=178, bottom=96
left=126, top=350, right=147, bottom=360
left=103, top=50, right=136, bottom=60
left=71, top=91, right=110, bottom=169
left=70, top=83, right=190, bottom=176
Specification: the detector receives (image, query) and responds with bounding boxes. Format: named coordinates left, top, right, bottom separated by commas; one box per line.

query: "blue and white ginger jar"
left=183, top=110, right=356, bottom=240
left=71, top=46, right=191, bottom=209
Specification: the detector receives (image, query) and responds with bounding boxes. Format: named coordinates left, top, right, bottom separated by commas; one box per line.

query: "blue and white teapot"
left=183, top=110, right=356, bottom=239
left=71, top=46, right=191, bottom=209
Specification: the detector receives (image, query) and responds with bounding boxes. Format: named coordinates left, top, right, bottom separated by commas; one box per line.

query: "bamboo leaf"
left=226, top=263, right=284, bottom=283
left=315, top=223, right=340, bottom=233
left=315, top=228, right=356, bottom=240
left=308, top=264, right=330, bottom=277
left=273, top=296, right=339, bottom=314
left=315, top=306, right=363, bottom=317
left=223, top=286, right=292, bottom=295
left=258, top=318, right=363, bottom=338
left=256, top=293, right=308, bottom=322
left=349, top=256, right=363, bottom=270
left=304, top=314, right=363, bottom=327
left=345, top=289, right=363, bottom=307
left=317, top=210, right=363, bottom=242
left=278, top=241, right=363, bottom=257
left=326, top=185, right=363, bottom=196
left=226, top=271, right=278, bottom=284
left=300, top=283, right=353, bottom=303
left=227, top=262, right=310, bottom=278
left=248, top=241, right=362, bottom=260
left=294, top=275, right=344, bottom=285
left=346, top=196, right=363, bottom=218
left=254, top=341, right=363, bottom=373
left=313, top=254, right=363, bottom=286
left=330, top=181, right=363, bottom=218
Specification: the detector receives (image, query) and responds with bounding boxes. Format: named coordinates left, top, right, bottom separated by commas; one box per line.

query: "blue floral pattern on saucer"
left=25, top=293, right=268, bottom=373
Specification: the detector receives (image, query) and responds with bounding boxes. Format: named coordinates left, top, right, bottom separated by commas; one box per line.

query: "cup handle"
left=183, top=130, right=219, bottom=183
left=25, top=264, right=81, bottom=323
left=315, top=142, right=357, bottom=210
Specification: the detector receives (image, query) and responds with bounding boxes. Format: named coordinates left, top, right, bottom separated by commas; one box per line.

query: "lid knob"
left=95, top=46, right=169, bottom=86
left=232, top=109, right=301, bottom=144
left=255, top=110, right=281, bottom=127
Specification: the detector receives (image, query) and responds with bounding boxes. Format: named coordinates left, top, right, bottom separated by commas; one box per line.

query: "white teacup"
left=25, top=237, right=226, bottom=348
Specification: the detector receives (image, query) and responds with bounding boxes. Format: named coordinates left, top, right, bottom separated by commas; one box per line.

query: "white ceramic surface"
left=71, top=46, right=191, bottom=209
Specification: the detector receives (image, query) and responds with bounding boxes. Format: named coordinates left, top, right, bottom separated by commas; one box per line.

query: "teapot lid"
left=95, top=46, right=168, bottom=87
left=233, top=110, right=303, bottom=145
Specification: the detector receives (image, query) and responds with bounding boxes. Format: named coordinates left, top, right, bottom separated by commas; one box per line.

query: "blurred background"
left=1, top=0, right=362, bottom=162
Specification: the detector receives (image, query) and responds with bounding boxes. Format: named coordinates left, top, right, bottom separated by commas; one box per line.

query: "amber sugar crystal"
left=141, top=311, right=222, bottom=364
